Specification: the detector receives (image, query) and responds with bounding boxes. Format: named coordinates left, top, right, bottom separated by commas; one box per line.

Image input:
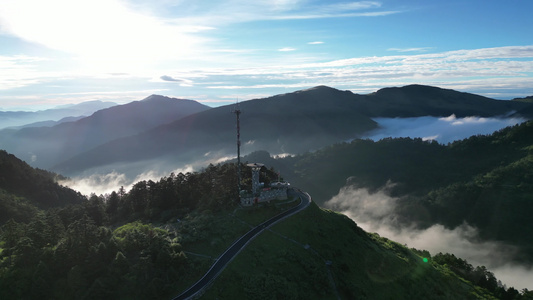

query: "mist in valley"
left=63, top=114, right=527, bottom=196
left=362, top=114, right=526, bottom=143
left=324, top=183, right=533, bottom=290
left=59, top=150, right=237, bottom=196
left=328, top=115, right=532, bottom=290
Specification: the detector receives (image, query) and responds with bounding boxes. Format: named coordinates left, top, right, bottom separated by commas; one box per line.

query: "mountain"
left=53, top=85, right=532, bottom=177
left=512, top=101, right=533, bottom=119
left=53, top=86, right=378, bottom=175
left=6, top=116, right=86, bottom=129
left=0, top=95, right=210, bottom=169
left=0, top=100, right=116, bottom=129
left=362, top=84, right=530, bottom=117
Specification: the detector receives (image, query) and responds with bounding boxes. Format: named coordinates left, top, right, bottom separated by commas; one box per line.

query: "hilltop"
left=363, top=84, right=526, bottom=117
left=205, top=201, right=503, bottom=299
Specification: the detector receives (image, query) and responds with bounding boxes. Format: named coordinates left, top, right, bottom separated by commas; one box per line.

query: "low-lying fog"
left=325, top=184, right=533, bottom=290
left=58, top=151, right=236, bottom=196
left=63, top=115, right=527, bottom=196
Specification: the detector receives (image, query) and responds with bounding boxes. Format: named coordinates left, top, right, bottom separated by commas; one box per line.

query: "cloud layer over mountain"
left=362, top=115, right=526, bottom=144
left=324, top=184, right=533, bottom=290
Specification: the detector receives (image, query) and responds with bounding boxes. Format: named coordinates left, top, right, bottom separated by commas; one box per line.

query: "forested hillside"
left=0, top=160, right=279, bottom=299
left=257, top=120, right=533, bottom=263
left=0, top=150, right=85, bottom=223
left=1, top=149, right=532, bottom=299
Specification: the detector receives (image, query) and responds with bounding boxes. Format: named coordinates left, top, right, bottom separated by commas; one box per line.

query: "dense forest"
left=0, top=154, right=285, bottom=299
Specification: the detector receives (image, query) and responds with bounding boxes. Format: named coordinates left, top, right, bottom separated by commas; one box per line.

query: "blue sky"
left=1, top=0, right=533, bottom=110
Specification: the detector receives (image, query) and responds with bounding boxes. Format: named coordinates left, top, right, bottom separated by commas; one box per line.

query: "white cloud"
left=163, top=0, right=398, bottom=25
left=59, top=171, right=129, bottom=196
left=59, top=165, right=194, bottom=196
left=0, top=55, right=54, bottom=90
left=362, top=115, right=526, bottom=144
left=278, top=47, right=297, bottom=52
left=323, top=1, right=382, bottom=11
left=159, top=75, right=194, bottom=86
left=191, top=45, right=533, bottom=99
left=0, top=0, right=207, bottom=73
left=387, top=47, right=432, bottom=52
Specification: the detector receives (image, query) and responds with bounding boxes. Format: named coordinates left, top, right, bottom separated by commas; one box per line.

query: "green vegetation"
left=206, top=202, right=521, bottom=299
left=0, top=150, right=85, bottom=224
left=512, top=95, right=533, bottom=103
left=0, top=156, right=298, bottom=299
left=2, top=120, right=533, bottom=298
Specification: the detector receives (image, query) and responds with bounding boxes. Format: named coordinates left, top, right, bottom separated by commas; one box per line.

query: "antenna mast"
left=233, top=102, right=242, bottom=194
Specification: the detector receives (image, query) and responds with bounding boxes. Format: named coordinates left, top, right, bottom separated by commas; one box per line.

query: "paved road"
left=172, top=188, right=311, bottom=300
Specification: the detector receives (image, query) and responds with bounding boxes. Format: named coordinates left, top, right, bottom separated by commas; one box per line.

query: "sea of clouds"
left=362, top=114, right=526, bottom=144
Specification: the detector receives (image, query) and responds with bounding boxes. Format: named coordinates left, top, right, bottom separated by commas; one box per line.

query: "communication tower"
left=233, top=104, right=242, bottom=193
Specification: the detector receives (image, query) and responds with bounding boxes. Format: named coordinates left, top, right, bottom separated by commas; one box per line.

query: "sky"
left=1, top=0, right=533, bottom=110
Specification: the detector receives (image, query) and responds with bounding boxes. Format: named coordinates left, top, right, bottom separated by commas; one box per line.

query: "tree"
left=1, top=218, right=22, bottom=249
left=106, top=191, right=120, bottom=220
left=85, top=193, right=106, bottom=226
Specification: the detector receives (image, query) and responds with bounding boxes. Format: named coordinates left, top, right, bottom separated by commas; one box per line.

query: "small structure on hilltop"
left=240, top=163, right=290, bottom=206
left=233, top=104, right=290, bottom=206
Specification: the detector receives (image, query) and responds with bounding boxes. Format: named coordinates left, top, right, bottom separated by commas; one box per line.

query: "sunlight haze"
left=1, top=0, right=532, bottom=109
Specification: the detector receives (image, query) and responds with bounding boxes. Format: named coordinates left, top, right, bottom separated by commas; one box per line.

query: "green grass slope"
left=205, top=202, right=495, bottom=299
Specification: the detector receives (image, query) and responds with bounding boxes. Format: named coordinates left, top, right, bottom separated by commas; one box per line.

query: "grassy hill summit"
left=205, top=201, right=501, bottom=299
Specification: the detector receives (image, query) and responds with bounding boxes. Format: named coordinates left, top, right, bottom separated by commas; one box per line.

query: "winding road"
left=172, top=188, right=311, bottom=300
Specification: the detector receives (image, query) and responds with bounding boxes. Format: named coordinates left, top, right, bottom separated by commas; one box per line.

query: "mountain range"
left=0, top=84, right=531, bottom=177
left=0, top=100, right=116, bottom=129
left=52, top=84, right=532, bottom=176
left=0, top=95, right=209, bottom=169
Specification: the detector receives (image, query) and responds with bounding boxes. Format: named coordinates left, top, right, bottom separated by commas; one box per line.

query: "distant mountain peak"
left=298, top=85, right=341, bottom=93
left=141, top=94, right=175, bottom=102
left=374, top=84, right=444, bottom=93
left=140, top=94, right=202, bottom=105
